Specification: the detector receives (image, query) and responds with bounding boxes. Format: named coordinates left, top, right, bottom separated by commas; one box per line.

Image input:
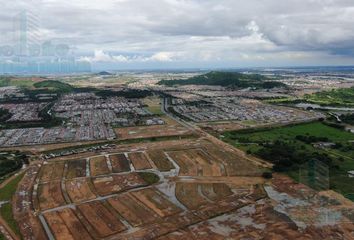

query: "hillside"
left=33, top=80, right=73, bottom=93
left=158, top=71, right=286, bottom=89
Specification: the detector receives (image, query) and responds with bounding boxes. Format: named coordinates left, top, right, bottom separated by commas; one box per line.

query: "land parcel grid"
left=89, top=156, right=110, bottom=177
left=175, top=183, right=234, bottom=210
left=92, top=173, right=147, bottom=196
left=166, top=148, right=225, bottom=176
left=37, top=181, right=66, bottom=210
left=77, top=201, right=127, bottom=238
left=131, top=188, right=182, bottom=218
left=108, top=192, right=161, bottom=227
left=12, top=138, right=271, bottom=240
left=128, top=152, right=152, bottom=170
left=65, top=159, right=87, bottom=179
left=109, top=154, right=131, bottom=173
left=44, top=208, right=93, bottom=240
left=146, top=149, right=175, bottom=171
left=38, top=162, right=65, bottom=183
left=65, top=178, right=96, bottom=203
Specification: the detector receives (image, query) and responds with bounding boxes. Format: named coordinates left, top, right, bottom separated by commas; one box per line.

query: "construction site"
left=8, top=132, right=354, bottom=240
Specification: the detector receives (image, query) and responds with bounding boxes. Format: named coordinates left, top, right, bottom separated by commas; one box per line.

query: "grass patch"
left=138, top=172, right=160, bottom=185
left=146, top=106, right=163, bottom=115
left=0, top=173, right=24, bottom=202
left=303, top=87, right=354, bottom=107
left=223, top=122, right=354, bottom=200
left=0, top=77, right=34, bottom=88
left=225, top=122, right=354, bottom=143
left=0, top=203, right=21, bottom=238
left=143, top=97, right=163, bottom=115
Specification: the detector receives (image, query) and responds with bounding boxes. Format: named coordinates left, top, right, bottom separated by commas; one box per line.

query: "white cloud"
left=80, top=50, right=183, bottom=63
left=2, top=0, right=354, bottom=67
left=79, top=50, right=129, bottom=62
left=149, top=52, right=180, bottom=62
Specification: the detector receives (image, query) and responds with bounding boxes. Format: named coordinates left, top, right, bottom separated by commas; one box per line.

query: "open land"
left=1, top=71, right=354, bottom=239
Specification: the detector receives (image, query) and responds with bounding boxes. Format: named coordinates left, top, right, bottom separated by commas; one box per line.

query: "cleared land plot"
left=89, top=156, right=110, bottom=177
left=203, top=144, right=260, bottom=176
left=128, top=152, right=152, bottom=170
left=77, top=201, right=126, bottom=238
left=147, top=149, right=174, bottom=171
left=115, top=117, right=190, bottom=140
left=201, top=183, right=233, bottom=202
left=109, top=154, right=130, bottom=173
left=65, top=178, right=96, bottom=203
left=131, top=188, right=181, bottom=217
left=44, top=211, right=75, bottom=240
left=108, top=193, right=160, bottom=227
left=92, top=173, right=146, bottom=196
left=38, top=162, right=65, bottom=182
left=38, top=181, right=66, bottom=210
left=44, top=208, right=92, bottom=240
left=175, top=183, right=210, bottom=210
left=167, top=149, right=224, bottom=177
left=66, top=159, right=87, bottom=179
left=17, top=212, right=47, bottom=240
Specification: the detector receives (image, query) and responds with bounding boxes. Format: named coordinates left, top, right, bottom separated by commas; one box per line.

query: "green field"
left=303, top=87, right=354, bottom=107
left=266, top=87, right=354, bottom=107
left=0, top=77, right=34, bottom=88
left=0, top=172, right=24, bottom=239
left=0, top=173, right=24, bottom=202
left=223, top=122, right=354, bottom=200
left=0, top=203, right=21, bottom=237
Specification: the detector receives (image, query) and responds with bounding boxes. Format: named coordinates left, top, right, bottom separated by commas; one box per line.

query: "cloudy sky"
left=2, top=0, right=354, bottom=69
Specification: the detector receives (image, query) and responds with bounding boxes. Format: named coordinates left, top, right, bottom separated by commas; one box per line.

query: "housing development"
left=0, top=69, right=353, bottom=240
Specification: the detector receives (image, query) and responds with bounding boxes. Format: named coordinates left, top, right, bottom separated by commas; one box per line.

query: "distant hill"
left=34, top=80, right=73, bottom=93
left=158, top=71, right=286, bottom=89
left=97, top=71, right=113, bottom=76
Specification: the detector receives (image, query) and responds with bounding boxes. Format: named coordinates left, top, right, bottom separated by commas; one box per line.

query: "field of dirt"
left=115, top=117, right=191, bottom=140
left=38, top=181, right=66, bottom=210
left=128, top=152, right=152, bottom=170
left=77, top=201, right=127, bottom=238
left=39, top=162, right=65, bottom=182
left=146, top=149, right=174, bottom=171
left=166, top=148, right=224, bottom=176
left=109, top=154, right=130, bottom=173
left=175, top=183, right=210, bottom=209
left=44, top=209, right=92, bottom=240
left=89, top=156, right=110, bottom=176
left=108, top=193, right=161, bottom=227
left=12, top=136, right=354, bottom=240
left=175, top=182, right=235, bottom=210
left=66, top=159, right=87, bottom=179
left=131, top=188, right=182, bottom=217
left=92, top=173, right=146, bottom=196
left=65, top=178, right=96, bottom=203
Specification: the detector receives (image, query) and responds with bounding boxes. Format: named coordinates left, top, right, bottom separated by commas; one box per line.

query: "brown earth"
left=128, top=152, right=152, bottom=170
left=109, top=154, right=130, bottom=173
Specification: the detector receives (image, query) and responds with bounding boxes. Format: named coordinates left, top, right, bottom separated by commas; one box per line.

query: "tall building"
left=13, top=10, right=41, bottom=56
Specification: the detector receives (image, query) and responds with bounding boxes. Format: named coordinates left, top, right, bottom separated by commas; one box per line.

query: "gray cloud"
left=1, top=0, right=354, bottom=68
